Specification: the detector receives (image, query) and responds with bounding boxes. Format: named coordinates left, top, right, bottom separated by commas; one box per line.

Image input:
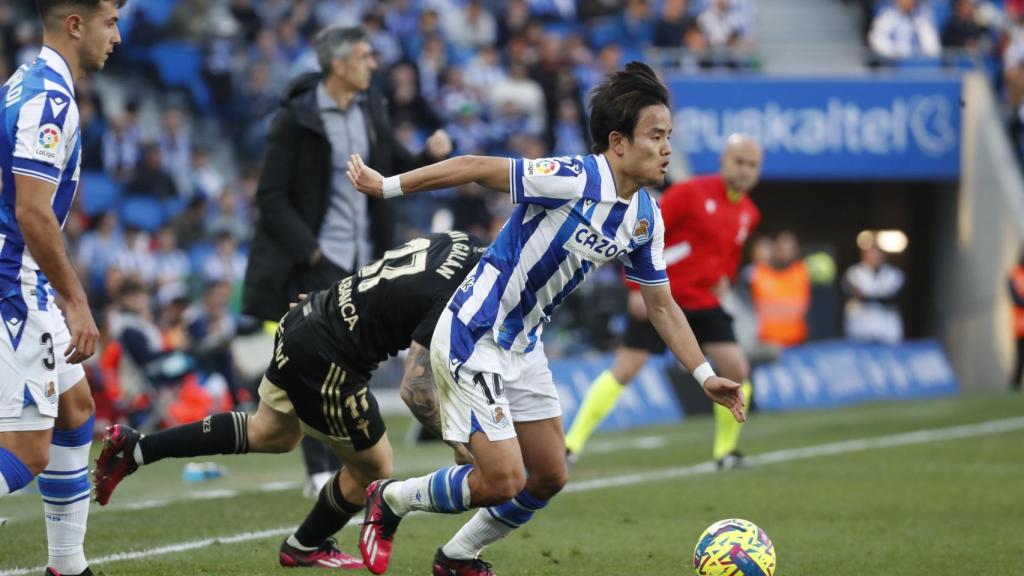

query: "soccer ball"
left=693, top=518, right=776, bottom=576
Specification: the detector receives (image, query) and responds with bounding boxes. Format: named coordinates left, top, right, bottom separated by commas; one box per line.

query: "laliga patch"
left=632, top=218, right=650, bottom=243
left=564, top=223, right=623, bottom=264
left=34, top=123, right=61, bottom=162
left=528, top=158, right=560, bottom=176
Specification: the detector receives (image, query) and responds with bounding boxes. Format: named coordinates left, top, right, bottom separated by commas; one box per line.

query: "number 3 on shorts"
left=41, top=332, right=55, bottom=371
left=472, top=372, right=503, bottom=405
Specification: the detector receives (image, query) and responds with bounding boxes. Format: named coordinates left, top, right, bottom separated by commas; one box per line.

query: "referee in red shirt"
left=566, top=134, right=763, bottom=469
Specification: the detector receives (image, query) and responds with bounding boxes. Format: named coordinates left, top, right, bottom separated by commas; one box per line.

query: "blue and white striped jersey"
left=449, top=154, right=667, bottom=355
left=0, top=46, right=81, bottom=347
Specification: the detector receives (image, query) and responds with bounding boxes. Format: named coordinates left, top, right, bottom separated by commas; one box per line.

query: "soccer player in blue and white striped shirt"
left=350, top=62, right=745, bottom=575
left=0, top=2, right=122, bottom=575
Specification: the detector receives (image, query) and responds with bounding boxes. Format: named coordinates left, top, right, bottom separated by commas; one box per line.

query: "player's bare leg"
left=703, top=342, right=752, bottom=468
left=44, top=379, right=95, bottom=576
left=436, top=417, right=567, bottom=574
left=0, top=426, right=51, bottom=479
left=565, top=347, right=651, bottom=456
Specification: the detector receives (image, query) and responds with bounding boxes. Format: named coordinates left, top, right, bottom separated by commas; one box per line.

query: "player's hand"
left=346, top=154, right=384, bottom=197
left=447, top=441, right=475, bottom=465
left=703, top=376, right=746, bottom=423
left=288, top=293, right=309, bottom=310
left=425, top=129, right=453, bottom=159
left=711, top=277, right=730, bottom=299
left=64, top=300, right=99, bottom=364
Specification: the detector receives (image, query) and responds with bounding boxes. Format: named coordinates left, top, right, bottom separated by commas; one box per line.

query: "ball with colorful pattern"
left=693, top=518, right=776, bottom=576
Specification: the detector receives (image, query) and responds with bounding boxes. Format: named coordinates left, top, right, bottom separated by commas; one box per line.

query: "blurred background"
left=0, top=0, right=1019, bottom=431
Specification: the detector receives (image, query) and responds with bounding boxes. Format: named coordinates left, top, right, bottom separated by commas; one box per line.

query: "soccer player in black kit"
left=92, top=231, right=484, bottom=568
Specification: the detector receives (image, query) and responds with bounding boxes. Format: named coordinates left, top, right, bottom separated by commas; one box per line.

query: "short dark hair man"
left=0, top=2, right=123, bottom=575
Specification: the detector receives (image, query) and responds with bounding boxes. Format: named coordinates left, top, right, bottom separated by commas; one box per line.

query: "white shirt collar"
left=38, top=45, right=75, bottom=96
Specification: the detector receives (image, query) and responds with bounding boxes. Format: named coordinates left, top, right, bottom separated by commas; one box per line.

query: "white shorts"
left=0, top=305, right=86, bottom=432
left=431, top=308, right=562, bottom=443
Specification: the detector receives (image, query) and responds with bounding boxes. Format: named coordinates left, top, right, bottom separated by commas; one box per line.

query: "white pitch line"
left=1, top=436, right=668, bottom=525
left=2, top=415, right=1022, bottom=576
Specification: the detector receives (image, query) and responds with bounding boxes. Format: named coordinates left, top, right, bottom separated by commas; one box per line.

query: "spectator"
left=111, top=280, right=193, bottom=431
left=208, top=189, right=252, bottom=243
left=416, top=35, right=449, bottom=101
left=171, top=195, right=208, bottom=251
left=843, top=241, right=905, bottom=344
left=463, top=45, right=507, bottom=99
left=750, top=232, right=811, bottom=348
left=187, top=282, right=243, bottom=407
left=159, top=108, right=192, bottom=195
left=552, top=98, right=587, bottom=157
left=363, top=11, right=402, bottom=68
left=202, top=231, right=247, bottom=285
left=112, top=227, right=156, bottom=286
left=188, top=145, right=226, bottom=200
left=445, top=0, right=498, bottom=51
left=869, top=0, right=941, bottom=60
left=77, top=211, right=124, bottom=298
left=618, top=0, right=656, bottom=48
left=699, top=0, right=752, bottom=50
left=102, top=108, right=141, bottom=182
left=942, top=0, right=993, bottom=54
left=152, top=225, right=191, bottom=293
left=387, top=62, right=444, bottom=135
left=490, top=62, right=547, bottom=137
left=77, top=96, right=106, bottom=170
left=654, top=0, right=697, bottom=48
left=128, top=143, right=179, bottom=199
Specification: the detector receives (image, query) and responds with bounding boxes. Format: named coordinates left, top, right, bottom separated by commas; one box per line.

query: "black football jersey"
left=306, top=231, right=484, bottom=380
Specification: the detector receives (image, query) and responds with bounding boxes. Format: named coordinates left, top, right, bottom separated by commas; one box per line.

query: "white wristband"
left=382, top=175, right=403, bottom=199
left=692, top=361, right=715, bottom=387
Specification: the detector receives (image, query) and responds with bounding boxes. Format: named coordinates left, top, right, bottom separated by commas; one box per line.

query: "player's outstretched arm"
left=639, top=283, right=745, bottom=423
left=400, top=341, right=474, bottom=465
left=15, top=174, right=99, bottom=364
left=347, top=153, right=510, bottom=198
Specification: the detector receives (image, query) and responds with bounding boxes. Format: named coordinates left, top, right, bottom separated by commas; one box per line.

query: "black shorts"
left=622, top=306, right=736, bottom=354
left=264, top=305, right=386, bottom=452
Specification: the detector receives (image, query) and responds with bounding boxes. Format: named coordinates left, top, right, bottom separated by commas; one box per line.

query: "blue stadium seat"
left=136, top=0, right=176, bottom=28
left=188, top=242, right=215, bottom=273
left=119, top=196, right=165, bottom=232
left=148, top=42, right=213, bottom=113
left=80, top=171, right=121, bottom=216
left=587, top=18, right=622, bottom=49
left=163, top=196, right=187, bottom=220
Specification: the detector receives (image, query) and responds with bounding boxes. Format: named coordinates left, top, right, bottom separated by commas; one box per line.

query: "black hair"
left=588, top=61, right=670, bottom=153
left=35, top=0, right=125, bottom=24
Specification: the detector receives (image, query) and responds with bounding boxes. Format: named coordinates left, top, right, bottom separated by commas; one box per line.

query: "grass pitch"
left=1, top=393, right=1022, bottom=575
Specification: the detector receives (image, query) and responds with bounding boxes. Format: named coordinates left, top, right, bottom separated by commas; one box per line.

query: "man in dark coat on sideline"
left=242, top=25, right=453, bottom=495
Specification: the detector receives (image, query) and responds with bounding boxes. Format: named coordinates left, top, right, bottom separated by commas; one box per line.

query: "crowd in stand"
left=859, top=0, right=1024, bottom=154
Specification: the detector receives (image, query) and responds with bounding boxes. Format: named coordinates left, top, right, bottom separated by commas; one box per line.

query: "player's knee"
left=56, top=383, right=96, bottom=429
left=348, top=459, right=392, bottom=488
left=249, top=423, right=301, bottom=453
left=527, top=467, right=568, bottom=500
left=21, top=449, right=49, bottom=477
left=486, top=468, right=526, bottom=503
